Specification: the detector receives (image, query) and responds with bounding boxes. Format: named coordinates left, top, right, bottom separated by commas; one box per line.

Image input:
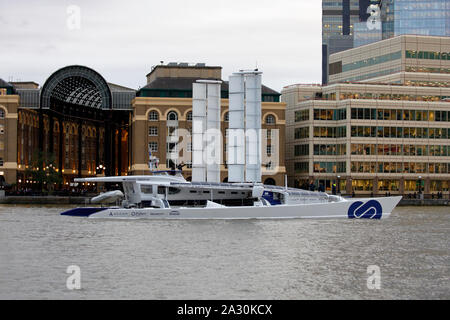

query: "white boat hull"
left=62, top=197, right=402, bottom=220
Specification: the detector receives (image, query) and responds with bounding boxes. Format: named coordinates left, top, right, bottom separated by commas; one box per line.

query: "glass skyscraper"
left=322, top=0, right=372, bottom=84
left=381, top=0, right=450, bottom=39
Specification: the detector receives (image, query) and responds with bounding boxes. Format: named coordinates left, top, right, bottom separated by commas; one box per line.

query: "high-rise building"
left=353, top=0, right=450, bottom=48
left=322, top=0, right=372, bottom=84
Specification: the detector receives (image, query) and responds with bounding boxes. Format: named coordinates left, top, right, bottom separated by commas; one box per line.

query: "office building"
left=284, top=35, right=450, bottom=196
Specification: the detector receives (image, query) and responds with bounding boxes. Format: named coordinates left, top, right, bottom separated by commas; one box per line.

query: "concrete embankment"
left=398, top=199, right=449, bottom=206
left=0, top=196, right=91, bottom=205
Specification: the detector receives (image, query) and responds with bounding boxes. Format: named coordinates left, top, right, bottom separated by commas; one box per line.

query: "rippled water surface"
left=0, top=205, right=448, bottom=299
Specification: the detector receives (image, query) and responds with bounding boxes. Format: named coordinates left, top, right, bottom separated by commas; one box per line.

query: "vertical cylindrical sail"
left=205, top=82, right=221, bottom=183
left=228, top=74, right=245, bottom=183
left=244, top=73, right=262, bottom=183
left=192, top=82, right=207, bottom=182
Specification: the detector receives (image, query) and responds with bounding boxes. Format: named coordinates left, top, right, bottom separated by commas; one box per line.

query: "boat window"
left=168, top=187, right=181, bottom=195
left=158, top=186, right=166, bottom=194
left=203, top=191, right=210, bottom=194
left=189, top=190, right=197, bottom=193
left=141, top=185, right=153, bottom=194
left=218, top=191, right=225, bottom=194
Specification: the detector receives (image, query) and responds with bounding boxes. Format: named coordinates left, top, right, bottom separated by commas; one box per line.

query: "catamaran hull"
left=61, top=197, right=402, bottom=220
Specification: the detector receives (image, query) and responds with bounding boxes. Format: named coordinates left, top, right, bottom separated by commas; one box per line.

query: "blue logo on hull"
left=348, top=200, right=383, bottom=219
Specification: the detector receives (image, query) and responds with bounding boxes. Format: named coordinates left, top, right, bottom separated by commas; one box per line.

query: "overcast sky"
left=0, top=0, right=322, bottom=92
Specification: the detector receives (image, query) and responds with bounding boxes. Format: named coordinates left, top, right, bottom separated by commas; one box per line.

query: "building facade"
left=328, top=35, right=450, bottom=84
left=0, top=63, right=286, bottom=191
left=130, top=63, right=287, bottom=186
left=283, top=35, right=450, bottom=196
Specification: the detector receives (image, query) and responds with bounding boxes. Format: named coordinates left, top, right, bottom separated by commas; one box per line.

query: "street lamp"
left=96, top=164, right=105, bottom=175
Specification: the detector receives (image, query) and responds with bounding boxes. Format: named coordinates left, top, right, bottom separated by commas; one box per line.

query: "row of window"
left=295, top=107, right=450, bottom=123
left=294, top=161, right=450, bottom=174
left=148, top=110, right=277, bottom=124
left=327, top=92, right=449, bottom=102
left=295, top=144, right=347, bottom=157
left=352, top=180, right=449, bottom=192
left=405, top=66, right=450, bottom=75
left=314, top=144, right=347, bottom=156
left=314, top=162, right=346, bottom=174
left=342, top=51, right=402, bottom=73
left=339, top=67, right=401, bottom=82
left=405, top=50, right=450, bottom=61
left=314, top=126, right=347, bottom=138
left=351, top=162, right=449, bottom=174
left=351, top=126, right=450, bottom=139
left=351, top=108, right=449, bottom=122
left=351, top=144, right=450, bottom=157
left=313, top=109, right=347, bottom=121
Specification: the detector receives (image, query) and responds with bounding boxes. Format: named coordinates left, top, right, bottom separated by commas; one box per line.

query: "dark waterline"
left=0, top=205, right=448, bottom=299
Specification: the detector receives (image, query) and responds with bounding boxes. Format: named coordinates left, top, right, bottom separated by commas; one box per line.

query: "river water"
left=0, top=205, right=448, bottom=299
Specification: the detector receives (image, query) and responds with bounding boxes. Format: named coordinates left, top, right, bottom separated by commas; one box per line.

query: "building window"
left=0, top=158, right=3, bottom=166
left=265, top=114, right=275, bottom=124
left=294, top=162, right=308, bottom=173
left=148, top=111, right=159, bottom=121
left=148, top=126, right=158, bottom=136
left=186, top=111, right=193, bottom=121
left=0, top=109, right=5, bottom=119
left=148, top=142, right=158, bottom=152
left=295, top=109, right=309, bottom=122
left=267, top=129, right=272, bottom=139
left=295, top=144, right=309, bottom=156
left=224, top=112, right=229, bottom=122
left=266, top=145, right=272, bottom=156
left=167, top=111, right=178, bottom=121
left=0, top=125, right=4, bottom=134
left=294, top=127, right=309, bottom=139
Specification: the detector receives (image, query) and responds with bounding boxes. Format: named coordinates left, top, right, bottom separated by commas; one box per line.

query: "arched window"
left=224, top=112, right=229, bottom=122
left=0, top=108, right=5, bottom=119
left=264, top=178, right=276, bottom=185
left=148, top=111, right=159, bottom=121
left=186, top=111, right=193, bottom=121
left=265, top=114, right=275, bottom=124
left=167, top=111, right=178, bottom=121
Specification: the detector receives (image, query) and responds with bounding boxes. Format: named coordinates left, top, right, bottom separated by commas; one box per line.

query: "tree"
left=25, top=151, right=62, bottom=193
